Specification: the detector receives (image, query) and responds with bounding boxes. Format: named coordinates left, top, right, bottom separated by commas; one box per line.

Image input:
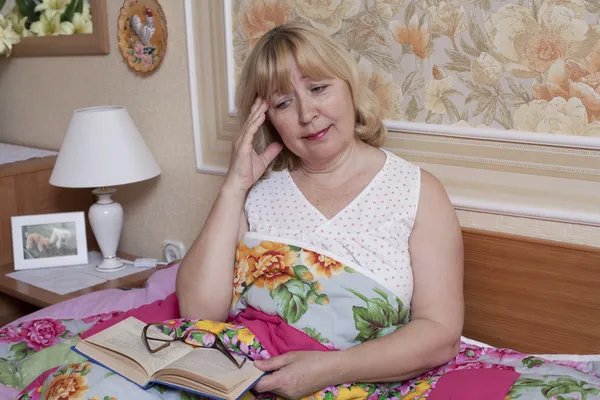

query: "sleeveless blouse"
left=244, top=149, right=421, bottom=306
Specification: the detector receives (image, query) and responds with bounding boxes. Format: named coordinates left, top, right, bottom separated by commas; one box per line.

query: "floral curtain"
left=231, top=0, right=600, bottom=138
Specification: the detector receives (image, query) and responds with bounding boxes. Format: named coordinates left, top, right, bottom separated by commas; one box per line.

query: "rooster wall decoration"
left=117, top=0, right=167, bottom=74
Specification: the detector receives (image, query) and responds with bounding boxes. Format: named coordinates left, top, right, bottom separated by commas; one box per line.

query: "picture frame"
left=9, top=0, right=109, bottom=57
left=11, top=212, right=89, bottom=270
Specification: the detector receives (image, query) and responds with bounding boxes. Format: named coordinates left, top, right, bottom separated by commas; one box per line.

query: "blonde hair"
left=235, top=22, right=387, bottom=174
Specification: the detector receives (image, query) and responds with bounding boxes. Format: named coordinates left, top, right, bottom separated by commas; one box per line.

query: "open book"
left=72, top=316, right=265, bottom=400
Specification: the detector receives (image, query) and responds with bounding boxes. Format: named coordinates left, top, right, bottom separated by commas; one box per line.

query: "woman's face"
left=266, top=58, right=356, bottom=166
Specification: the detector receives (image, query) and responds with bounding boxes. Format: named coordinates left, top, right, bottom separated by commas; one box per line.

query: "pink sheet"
left=428, top=368, right=520, bottom=400
left=230, top=306, right=332, bottom=356
left=3, top=264, right=179, bottom=329
left=80, top=292, right=180, bottom=339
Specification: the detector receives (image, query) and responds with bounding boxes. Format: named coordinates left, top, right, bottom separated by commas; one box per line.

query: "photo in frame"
left=11, top=212, right=89, bottom=270
left=5, top=0, right=110, bottom=57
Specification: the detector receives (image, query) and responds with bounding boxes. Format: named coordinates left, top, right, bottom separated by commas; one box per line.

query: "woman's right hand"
left=223, top=97, right=283, bottom=194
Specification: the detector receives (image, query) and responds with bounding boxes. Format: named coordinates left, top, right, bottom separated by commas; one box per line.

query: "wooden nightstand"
left=0, top=252, right=158, bottom=326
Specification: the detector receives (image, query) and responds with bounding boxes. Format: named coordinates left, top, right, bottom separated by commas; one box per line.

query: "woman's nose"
left=297, top=97, right=317, bottom=124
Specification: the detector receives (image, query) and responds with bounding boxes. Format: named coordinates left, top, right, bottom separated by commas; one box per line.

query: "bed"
left=0, top=144, right=598, bottom=399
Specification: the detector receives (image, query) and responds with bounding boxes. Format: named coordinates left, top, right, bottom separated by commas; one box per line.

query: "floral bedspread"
left=1, top=234, right=599, bottom=399
left=1, top=316, right=599, bottom=400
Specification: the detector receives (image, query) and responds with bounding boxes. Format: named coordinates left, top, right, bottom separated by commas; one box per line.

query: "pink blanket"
left=4, top=264, right=180, bottom=330
left=230, top=306, right=332, bottom=356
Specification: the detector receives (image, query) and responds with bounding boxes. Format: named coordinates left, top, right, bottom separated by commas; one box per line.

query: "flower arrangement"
left=0, top=0, right=93, bottom=57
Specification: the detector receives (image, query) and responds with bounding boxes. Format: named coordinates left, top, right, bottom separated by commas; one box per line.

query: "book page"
left=157, top=348, right=264, bottom=392
left=85, top=317, right=192, bottom=377
left=154, top=374, right=260, bottom=400
left=75, top=341, right=150, bottom=387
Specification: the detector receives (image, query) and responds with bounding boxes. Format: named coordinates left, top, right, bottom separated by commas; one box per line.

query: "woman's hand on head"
left=223, top=97, right=283, bottom=194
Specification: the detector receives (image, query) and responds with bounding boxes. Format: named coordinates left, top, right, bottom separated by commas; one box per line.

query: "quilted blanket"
left=0, top=234, right=598, bottom=400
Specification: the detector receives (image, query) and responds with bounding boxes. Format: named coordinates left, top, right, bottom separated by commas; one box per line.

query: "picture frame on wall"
left=9, top=0, right=110, bottom=57
left=11, top=212, right=89, bottom=270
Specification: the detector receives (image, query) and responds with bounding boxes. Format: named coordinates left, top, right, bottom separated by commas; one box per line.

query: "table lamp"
left=50, top=106, right=161, bottom=272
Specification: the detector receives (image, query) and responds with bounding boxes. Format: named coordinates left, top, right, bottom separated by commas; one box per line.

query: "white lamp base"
left=89, top=187, right=125, bottom=273
left=95, top=257, right=126, bottom=272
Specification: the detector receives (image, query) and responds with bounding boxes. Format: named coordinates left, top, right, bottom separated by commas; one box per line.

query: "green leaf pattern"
left=509, top=376, right=600, bottom=399
left=347, top=287, right=410, bottom=343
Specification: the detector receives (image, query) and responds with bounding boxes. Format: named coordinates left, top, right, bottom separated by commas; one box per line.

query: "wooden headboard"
left=462, top=227, right=600, bottom=355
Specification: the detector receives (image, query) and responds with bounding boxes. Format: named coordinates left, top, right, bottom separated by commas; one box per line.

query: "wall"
left=1, top=0, right=598, bottom=258
left=189, top=1, right=600, bottom=248
left=0, top=1, right=223, bottom=259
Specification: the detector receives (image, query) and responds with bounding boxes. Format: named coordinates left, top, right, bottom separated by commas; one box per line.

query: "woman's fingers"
left=249, top=96, right=263, bottom=114
left=235, top=98, right=266, bottom=146
left=247, top=100, right=269, bottom=128
left=259, top=142, right=284, bottom=166
left=235, top=98, right=261, bottom=141
left=241, top=102, right=268, bottom=147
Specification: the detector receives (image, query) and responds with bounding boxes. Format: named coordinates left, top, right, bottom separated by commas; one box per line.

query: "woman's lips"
left=304, top=127, right=329, bottom=141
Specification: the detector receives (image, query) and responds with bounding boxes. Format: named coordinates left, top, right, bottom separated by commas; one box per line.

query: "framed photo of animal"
left=117, top=0, right=168, bottom=74
left=10, top=212, right=89, bottom=270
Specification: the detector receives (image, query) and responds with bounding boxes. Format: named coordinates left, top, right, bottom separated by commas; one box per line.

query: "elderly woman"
left=176, top=22, right=464, bottom=399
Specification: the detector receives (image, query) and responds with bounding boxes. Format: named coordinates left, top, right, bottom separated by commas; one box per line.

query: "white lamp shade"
left=50, top=106, right=161, bottom=188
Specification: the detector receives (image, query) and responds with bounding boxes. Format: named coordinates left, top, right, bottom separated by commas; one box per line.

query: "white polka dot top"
left=244, top=149, right=421, bottom=306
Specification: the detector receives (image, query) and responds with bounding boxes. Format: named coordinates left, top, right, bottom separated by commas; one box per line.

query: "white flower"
left=373, top=0, right=405, bottom=19
left=8, top=16, right=31, bottom=38
left=30, top=10, right=74, bottom=36
left=82, top=1, right=91, bottom=18
left=71, top=12, right=92, bottom=34
left=0, top=14, right=21, bottom=56
left=427, top=0, right=467, bottom=38
left=485, top=0, right=591, bottom=77
left=6, top=7, right=32, bottom=37
left=471, top=52, right=504, bottom=86
left=34, top=0, right=71, bottom=14
left=425, top=76, right=454, bottom=114
left=358, top=58, right=404, bottom=120
left=514, top=97, right=600, bottom=136
left=294, top=0, right=361, bottom=35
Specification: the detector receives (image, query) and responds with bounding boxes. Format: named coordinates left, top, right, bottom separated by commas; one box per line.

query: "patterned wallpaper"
left=0, top=0, right=599, bottom=258
left=231, top=0, right=600, bottom=137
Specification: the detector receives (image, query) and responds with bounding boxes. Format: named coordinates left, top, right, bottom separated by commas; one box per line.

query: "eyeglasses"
left=141, top=323, right=246, bottom=369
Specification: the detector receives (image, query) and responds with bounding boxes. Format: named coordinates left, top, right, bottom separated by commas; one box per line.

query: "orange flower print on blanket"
left=302, top=249, right=344, bottom=279
left=231, top=240, right=331, bottom=324
left=232, top=244, right=256, bottom=307
left=250, top=241, right=298, bottom=290
left=236, top=242, right=253, bottom=264
left=43, top=364, right=91, bottom=400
